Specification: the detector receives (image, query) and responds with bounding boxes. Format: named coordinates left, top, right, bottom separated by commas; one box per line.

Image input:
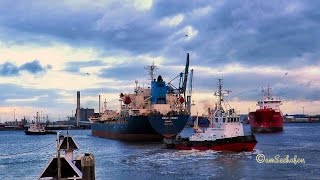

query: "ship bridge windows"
left=131, top=110, right=140, bottom=116
left=215, top=118, right=218, bottom=122
left=223, top=118, right=226, bottom=122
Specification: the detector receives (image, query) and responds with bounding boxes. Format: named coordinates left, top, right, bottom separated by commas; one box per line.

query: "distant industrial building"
left=75, top=91, right=95, bottom=126
left=78, top=108, right=94, bottom=122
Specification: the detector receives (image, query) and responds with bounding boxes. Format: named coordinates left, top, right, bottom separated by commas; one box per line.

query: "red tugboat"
left=164, top=79, right=257, bottom=152
left=249, top=86, right=284, bottom=133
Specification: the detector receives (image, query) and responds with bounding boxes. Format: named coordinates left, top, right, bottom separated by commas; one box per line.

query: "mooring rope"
left=0, top=142, right=53, bottom=157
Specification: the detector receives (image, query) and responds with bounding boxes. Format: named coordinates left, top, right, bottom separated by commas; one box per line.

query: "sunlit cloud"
left=159, top=14, right=184, bottom=27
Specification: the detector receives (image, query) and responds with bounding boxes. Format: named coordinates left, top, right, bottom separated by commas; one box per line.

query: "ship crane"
left=186, top=69, right=193, bottom=113
left=180, top=53, right=190, bottom=96
left=166, top=53, right=190, bottom=99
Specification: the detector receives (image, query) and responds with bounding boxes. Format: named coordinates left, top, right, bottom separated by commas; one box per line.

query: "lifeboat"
left=123, top=96, right=132, bottom=104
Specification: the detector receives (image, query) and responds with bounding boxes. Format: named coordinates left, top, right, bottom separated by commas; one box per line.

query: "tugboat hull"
left=164, top=134, right=257, bottom=152
left=25, top=130, right=56, bottom=135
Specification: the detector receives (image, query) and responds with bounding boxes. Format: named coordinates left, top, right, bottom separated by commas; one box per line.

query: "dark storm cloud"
left=80, top=87, right=119, bottom=96
left=0, top=83, right=64, bottom=107
left=0, top=62, right=20, bottom=76
left=99, top=62, right=147, bottom=80
left=64, top=60, right=105, bottom=73
left=20, top=60, right=48, bottom=73
left=174, top=1, right=320, bottom=67
left=1, top=1, right=320, bottom=67
left=276, top=81, right=320, bottom=101
left=0, top=60, right=51, bottom=76
left=0, top=1, right=169, bottom=54
left=192, top=70, right=320, bottom=101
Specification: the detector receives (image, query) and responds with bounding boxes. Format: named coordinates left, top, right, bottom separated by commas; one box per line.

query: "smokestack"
left=77, top=91, right=80, bottom=109
left=99, top=95, right=101, bottom=115
left=76, top=91, right=80, bottom=127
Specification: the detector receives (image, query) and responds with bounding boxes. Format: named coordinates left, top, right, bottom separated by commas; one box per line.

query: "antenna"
left=134, top=80, right=138, bottom=94
left=144, top=62, right=158, bottom=80
left=267, top=85, right=272, bottom=99
left=215, top=79, right=231, bottom=111
left=104, top=99, right=107, bottom=112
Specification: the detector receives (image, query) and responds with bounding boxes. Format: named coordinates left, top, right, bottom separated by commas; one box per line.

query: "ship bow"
left=148, top=114, right=189, bottom=138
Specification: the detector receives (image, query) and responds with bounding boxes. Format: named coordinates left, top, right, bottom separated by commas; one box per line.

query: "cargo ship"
left=91, top=54, right=192, bottom=141
left=164, top=79, right=257, bottom=151
left=249, top=86, right=284, bottom=133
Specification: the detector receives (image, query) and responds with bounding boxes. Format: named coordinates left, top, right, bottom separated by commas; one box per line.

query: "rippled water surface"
left=1, top=123, right=320, bottom=179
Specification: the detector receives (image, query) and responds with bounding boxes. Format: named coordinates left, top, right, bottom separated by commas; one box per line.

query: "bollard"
left=81, top=153, right=95, bottom=180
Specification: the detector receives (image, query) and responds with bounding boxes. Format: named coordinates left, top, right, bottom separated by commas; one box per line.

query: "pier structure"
left=38, top=132, right=95, bottom=180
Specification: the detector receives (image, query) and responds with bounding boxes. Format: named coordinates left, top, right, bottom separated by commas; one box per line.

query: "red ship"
left=249, top=86, right=283, bottom=133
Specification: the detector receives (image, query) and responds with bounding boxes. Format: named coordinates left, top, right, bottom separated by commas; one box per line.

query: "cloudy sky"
left=1, top=0, right=319, bottom=122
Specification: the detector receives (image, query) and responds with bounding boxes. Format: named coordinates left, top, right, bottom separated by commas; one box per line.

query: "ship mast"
left=261, top=87, right=265, bottom=109
left=104, top=99, right=107, bottom=112
left=218, top=79, right=223, bottom=110
left=215, top=79, right=230, bottom=112
left=144, top=62, right=158, bottom=80
left=267, top=85, right=271, bottom=99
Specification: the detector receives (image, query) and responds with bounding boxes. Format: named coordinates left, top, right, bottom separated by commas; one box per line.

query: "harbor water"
left=0, top=123, right=320, bottom=179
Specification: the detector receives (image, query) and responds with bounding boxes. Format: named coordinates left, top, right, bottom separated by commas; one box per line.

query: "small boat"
left=25, top=123, right=47, bottom=135
left=25, top=112, right=56, bottom=135
left=164, top=79, right=257, bottom=152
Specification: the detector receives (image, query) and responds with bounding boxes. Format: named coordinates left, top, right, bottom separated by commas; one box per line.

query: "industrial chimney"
left=76, top=91, right=80, bottom=127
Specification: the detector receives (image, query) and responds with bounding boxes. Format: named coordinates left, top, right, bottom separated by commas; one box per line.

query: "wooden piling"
left=81, top=153, right=95, bottom=180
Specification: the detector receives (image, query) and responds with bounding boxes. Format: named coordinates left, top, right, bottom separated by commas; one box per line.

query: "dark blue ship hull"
left=148, top=114, right=190, bottom=138
left=91, top=116, right=163, bottom=141
left=92, top=114, right=190, bottom=141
